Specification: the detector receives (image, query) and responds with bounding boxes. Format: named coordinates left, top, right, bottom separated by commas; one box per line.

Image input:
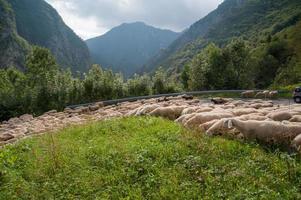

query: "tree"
left=188, top=43, right=220, bottom=90
left=188, top=40, right=254, bottom=90
left=181, top=65, right=190, bottom=90
left=25, top=46, right=59, bottom=113
left=126, top=74, right=151, bottom=97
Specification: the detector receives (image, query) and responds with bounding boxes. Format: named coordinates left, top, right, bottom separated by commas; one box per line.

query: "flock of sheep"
left=1, top=91, right=301, bottom=153
left=127, top=93, right=301, bottom=152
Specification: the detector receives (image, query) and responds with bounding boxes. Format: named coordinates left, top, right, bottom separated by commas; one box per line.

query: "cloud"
left=46, top=0, right=223, bottom=39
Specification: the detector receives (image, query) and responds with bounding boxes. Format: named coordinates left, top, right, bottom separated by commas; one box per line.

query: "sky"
left=45, top=0, right=223, bottom=40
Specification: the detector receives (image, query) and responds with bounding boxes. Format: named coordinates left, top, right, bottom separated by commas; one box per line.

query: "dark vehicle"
left=294, top=87, right=301, bottom=103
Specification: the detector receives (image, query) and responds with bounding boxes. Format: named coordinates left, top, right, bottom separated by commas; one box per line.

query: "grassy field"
left=0, top=117, right=301, bottom=199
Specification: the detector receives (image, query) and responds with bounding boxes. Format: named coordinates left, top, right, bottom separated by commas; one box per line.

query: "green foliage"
left=180, top=65, right=190, bottom=90
left=146, top=0, right=301, bottom=90
left=0, top=117, right=300, bottom=199
left=152, top=67, right=179, bottom=94
left=0, top=48, right=180, bottom=120
left=83, top=64, right=126, bottom=101
left=188, top=40, right=254, bottom=90
left=126, top=74, right=152, bottom=97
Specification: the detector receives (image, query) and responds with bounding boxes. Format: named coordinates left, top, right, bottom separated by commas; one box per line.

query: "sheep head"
left=224, top=119, right=234, bottom=129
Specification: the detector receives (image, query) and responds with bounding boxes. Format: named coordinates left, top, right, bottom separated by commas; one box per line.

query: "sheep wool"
left=199, top=119, right=219, bottom=132
left=268, top=112, right=293, bottom=121
left=292, top=134, right=301, bottom=150
left=241, top=90, right=255, bottom=98
left=184, top=112, right=233, bottom=128
left=149, top=106, right=186, bottom=120
left=224, top=119, right=301, bottom=144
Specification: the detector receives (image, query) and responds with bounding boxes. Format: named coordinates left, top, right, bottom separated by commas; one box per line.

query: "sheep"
left=232, top=108, right=258, bottom=116
left=205, top=119, right=229, bottom=135
left=184, top=112, right=233, bottom=128
left=196, top=107, right=214, bottom=113
left=267, top=111, right=293, bottom=121
left=231, top=100, right=245, bottom=107
left=221, top=104, right=235, bottom=110
left=255, top=92, right=264, bottom=99
left=292, top=134, right=301, bottom=151
left=175, top=113, right=196, bottom=124
left=238, top=113, right=267, bottom=121
left=198, top=119, right=219, bottom=131
left=126, top=104, right=159, bottom=116
left=211, top=98, right=232, bottom=105
left=224, top=119, right=301, bottom=144
left=290, top=115, right=301, bottom=122
left=182, top=94, right=194, bottom=100
left=262, top=90, right=270, bottom=98
left=241, top=90, right=255, bottom=98
left=248, top=102, right=274, bottom=109
left=255, top=91, right=269, bottom=99
left=181, top=107, right=199, bottom=115
left=135, top=104, right=160, bottom=116
left=156, top=97, right=170, bottom=102
left=149, top=106, right=186, bottom=120
left=268, top=91, right=278, bottom=99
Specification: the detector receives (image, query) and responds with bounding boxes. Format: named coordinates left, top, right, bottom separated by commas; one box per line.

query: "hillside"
left=86, top=22, right=180, bottom=77
left=3, top=0, right=90, bottom=72
left=145, top=0, right=301, bottom=73
left=0, top=0, right=30, bottom=69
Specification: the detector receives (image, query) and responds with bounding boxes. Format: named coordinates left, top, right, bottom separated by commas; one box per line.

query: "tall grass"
left=0, top=117, right=300, bottom=199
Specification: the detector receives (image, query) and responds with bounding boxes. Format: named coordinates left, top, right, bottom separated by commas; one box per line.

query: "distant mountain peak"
left=86, top=23, right=180, bottom=77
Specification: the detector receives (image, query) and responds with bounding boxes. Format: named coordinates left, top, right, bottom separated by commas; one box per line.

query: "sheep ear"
left=227, top=120, right=233, bottom=129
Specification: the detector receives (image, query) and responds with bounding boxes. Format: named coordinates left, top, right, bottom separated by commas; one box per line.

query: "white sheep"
left=175, top=113, right=196, bottom=124
left=290, top=115, right=301, bottom=122
left=292, top=134, right=301, bottom=151
left=231, top=100, right=246, bottom=107
left=181, top=107, right=199, bottom=115
left=268, top=91, right=278, bottom=99
left=255, top=92, right=264, bottom=99
left=149, top=106, right=186, bottom=120
left=198, top=119, right=219, bottom=132
left=241, top=90, right=255, bottom=98
left=135, top=104, right=160, bottom=116
left=238, top=113, right=267, bottom=121
left=267, top=111, right=293, bottom=121
left=196, top=107, right=214, bottom=114
left=184, top=112, right=233, bottom=128
left=232, top=108, right=258, bottom=116
left=224, top=119, right=301, bottom=144
left=205, top=119, right=230, bottom=136
left=255, top=91, right=269, bottom=99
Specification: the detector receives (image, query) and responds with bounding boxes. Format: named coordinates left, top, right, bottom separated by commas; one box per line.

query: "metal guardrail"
left=67, top=90, right=265, bottom=109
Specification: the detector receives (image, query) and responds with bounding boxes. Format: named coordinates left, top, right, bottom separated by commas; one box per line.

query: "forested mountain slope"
left=0, top=0, right=90, bottom=72
left=145, top=0, right=301, bottom=73
left=86, top=22, right=180, bottom=77
left=0, top=0, right=30, bottom=70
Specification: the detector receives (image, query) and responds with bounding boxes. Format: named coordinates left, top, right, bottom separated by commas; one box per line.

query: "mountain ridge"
left=86, top=22, right=180, bottom=77
left=0, top=0, right=91, bottom=72
left=144, top=0, right=301, bottom=73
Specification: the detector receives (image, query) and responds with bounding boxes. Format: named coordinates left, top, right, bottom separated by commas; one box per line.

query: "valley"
left=0, top=0, right=301, bottom=199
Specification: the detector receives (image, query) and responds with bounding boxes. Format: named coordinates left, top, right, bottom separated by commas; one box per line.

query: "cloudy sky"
left=45, top=0, right=223, bottom=40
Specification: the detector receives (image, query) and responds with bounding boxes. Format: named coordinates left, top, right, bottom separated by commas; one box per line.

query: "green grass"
left=0, top=117, right=301, bottom=199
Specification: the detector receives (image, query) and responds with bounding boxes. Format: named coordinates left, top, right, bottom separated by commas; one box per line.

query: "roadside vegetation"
left=0, top=117, right=300, bottom=199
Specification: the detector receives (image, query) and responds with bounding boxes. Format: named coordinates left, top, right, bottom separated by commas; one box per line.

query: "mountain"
left=0, top=0, right=90, bottom=72
left=86, top=22, right=180, bottom=77
left=0, top=0, right=30, bottom=69
left=145, top=0, right=301, bottom=73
